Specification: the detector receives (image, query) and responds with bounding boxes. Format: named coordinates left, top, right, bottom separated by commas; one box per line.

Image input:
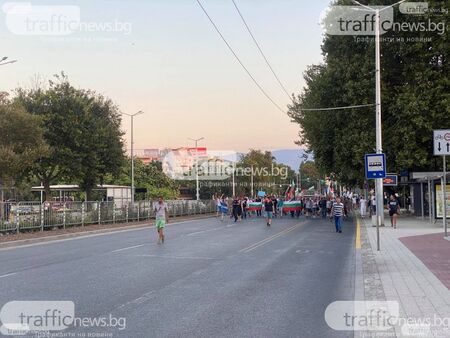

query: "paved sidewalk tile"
left=399, top=233, right=450, bottom=289
left=360, top=216, right=450, bottom=338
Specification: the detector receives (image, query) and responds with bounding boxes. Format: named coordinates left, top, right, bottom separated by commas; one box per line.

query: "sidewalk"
left=355, top=214, right=450, bottom=338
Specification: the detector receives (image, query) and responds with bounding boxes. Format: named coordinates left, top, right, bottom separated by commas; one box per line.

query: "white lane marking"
left=296, top=249, right=311, bottom=254
left=0, top=217, right=215, bottom=252
left=186, top=230, right=206, bottom=236
left=0, top=272, right=17, bottom=279
left=134, top=254, right=216, bottom=260
left=111, top=244, right=145, bottom=253
left=186, top=227, right=222, bottom=236
left=239, top=224, right=301, bottom=253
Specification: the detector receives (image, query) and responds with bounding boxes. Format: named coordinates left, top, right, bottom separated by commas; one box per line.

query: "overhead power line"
left=195, top=0, right=286, bottom=114
left=231, top=0, right=292, bottom=101
left=299, top=104, right=376, bottom=111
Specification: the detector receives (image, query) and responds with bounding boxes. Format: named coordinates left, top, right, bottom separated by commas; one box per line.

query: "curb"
left=0, top=214, right=215, bottom=249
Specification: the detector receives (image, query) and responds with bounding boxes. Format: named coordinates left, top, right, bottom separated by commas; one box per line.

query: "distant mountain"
left=272, top=149, right=314, bottom=171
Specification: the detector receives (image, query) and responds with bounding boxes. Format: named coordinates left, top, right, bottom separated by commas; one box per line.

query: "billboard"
left=435, top=184, right=450, bottom=219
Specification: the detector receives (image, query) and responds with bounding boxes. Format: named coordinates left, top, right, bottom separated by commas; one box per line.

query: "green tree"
left=236, top=150, right=295, bottom=196
left=105, top=159, right=179, bottom=200
left=0, top=99, right=48, bottom=186
left=288, top=0, right=449, bottom=186
left=15, top=73, right=125, bottom=200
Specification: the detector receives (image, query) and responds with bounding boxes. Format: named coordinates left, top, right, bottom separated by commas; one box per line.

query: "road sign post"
left=365, top=153, right=387, bottom=251
left=433, top=130, right=449, bottom=238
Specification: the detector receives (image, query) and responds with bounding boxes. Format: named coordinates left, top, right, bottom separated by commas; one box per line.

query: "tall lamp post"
left=188, top=137, right=204, bottom=200
left=122, top=111, right=144, bottom=204
left=353, top=0, right=406, bottom=250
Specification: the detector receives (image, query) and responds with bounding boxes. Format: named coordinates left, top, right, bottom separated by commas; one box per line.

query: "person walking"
left=241, top=197, right=248, bottom=220
left=326, top=197, right=333, bottom=218
left=331, top=197, right=344, bottom=233
left=305, top=198, right=312, bottom=219
left=320, top=197, right=327, bottom=218
left=232, top=197, right=240, bottom=222
left=215, top=194, right=221, bottom=217
left=387, top=195, right=400, bottom=229
left=360, top=197, right=367, bottom=219
left=219, top=196, right=228, bottom=221
left=154, top=196, right=169, bottom=244
left=255, top=196, right=262, bottom=217
left=264, top=196, right=274, bottom=226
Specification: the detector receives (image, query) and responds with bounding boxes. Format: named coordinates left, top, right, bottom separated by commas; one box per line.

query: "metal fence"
left=0, top=200, right=216, bottom=233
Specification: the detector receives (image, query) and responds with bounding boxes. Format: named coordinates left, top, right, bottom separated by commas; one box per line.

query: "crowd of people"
left=152, top=191, right=403, bottom=244
left=213, top=194, right=361, bottom=231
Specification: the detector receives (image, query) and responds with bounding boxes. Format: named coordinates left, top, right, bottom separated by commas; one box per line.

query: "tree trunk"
left=43, top=179, right=51, bottom=202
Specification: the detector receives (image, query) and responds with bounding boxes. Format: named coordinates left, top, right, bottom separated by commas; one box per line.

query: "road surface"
left=0, top=214, right=356, bottom=337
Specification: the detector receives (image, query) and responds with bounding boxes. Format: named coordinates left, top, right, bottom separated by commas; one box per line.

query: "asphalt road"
left=0, top=213, right=356, bottom=338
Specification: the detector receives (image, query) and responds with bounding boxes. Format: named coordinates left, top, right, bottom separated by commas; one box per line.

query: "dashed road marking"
left=134, top=254, right=216, bottom=260
left=111, top=244, right=145, bottom=253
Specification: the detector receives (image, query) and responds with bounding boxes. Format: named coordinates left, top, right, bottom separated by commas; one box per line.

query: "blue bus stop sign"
left=365, top=153, right=386, bottom=179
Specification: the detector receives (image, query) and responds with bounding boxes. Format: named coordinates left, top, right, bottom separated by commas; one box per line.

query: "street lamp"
left=188, top=137, right=204, bottom=200
left=298, top=153, right=308, bottom=192
left=122, top=111, right=144, bottom=204
left=352, top=0, right=406, bottom=250
left=0, top=56, right=18, bottom=66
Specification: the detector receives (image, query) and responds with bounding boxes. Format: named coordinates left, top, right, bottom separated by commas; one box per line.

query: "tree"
left=235, top=150, right=295, bottom=196
left=105, top=159, right=179, bottom=200
left=14, top=73, right=125, bottom=200
left=288, top=0, right=449, bottom=186
left=0, top=98, right=48, bottom=186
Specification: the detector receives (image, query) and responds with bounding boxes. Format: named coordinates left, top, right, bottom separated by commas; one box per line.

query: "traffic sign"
left=383, top=174, right=398, bottom=186
left=433, top=130, right=450, bottom=156
left=365, top=153, right=386, bottom=179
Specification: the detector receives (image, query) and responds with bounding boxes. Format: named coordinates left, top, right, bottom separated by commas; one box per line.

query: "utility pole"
left=250, top=165, right=254, bottom=197
left=374, top=9, right=385, bottom=235
left=122, top=111, right=144, bottom=205
left=188, top=137, right=204, bottom=200
left=353, top=0, right=407, bottom=250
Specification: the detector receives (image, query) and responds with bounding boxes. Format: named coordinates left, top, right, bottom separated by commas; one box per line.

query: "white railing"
left=0, top=200, right=216, bottom=233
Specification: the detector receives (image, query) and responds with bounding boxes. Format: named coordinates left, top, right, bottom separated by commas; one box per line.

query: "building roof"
left=31, top=185, right=131, bottom=192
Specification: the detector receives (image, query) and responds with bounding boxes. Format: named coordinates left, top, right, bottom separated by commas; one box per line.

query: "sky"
left=0, top=0, right=332, bottom=152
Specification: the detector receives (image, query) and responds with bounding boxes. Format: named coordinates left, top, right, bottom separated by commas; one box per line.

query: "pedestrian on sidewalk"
left=154, top=196, right=169, bottom=244
left=387, top=195, right=400, bottom=229
left=331, top=197, right=344, bottom=233
left=264, top=196, right=274, bottom=226
left=360, top=196, right=367, bottom=219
